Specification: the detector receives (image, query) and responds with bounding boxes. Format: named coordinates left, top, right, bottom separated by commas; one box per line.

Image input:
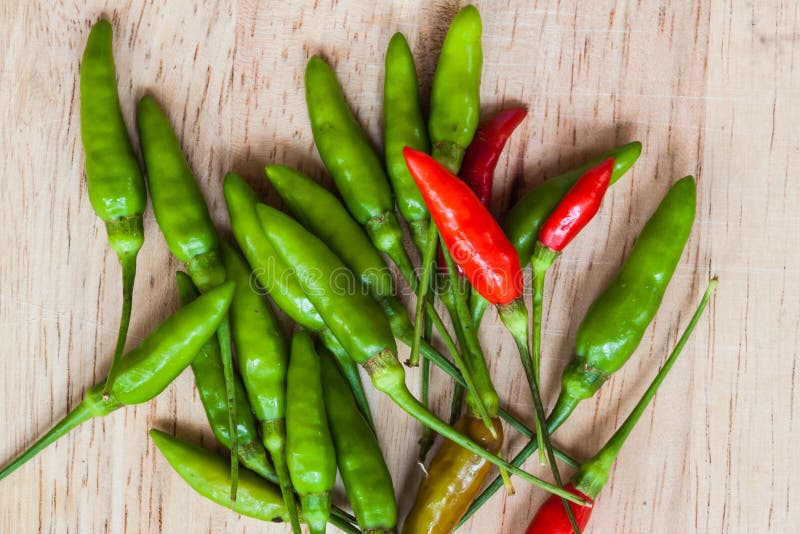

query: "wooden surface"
left=1, top=1, right=798, bottom=532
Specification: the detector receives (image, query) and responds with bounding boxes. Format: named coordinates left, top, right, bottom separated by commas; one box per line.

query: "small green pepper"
left=0, top=282, right=235, bottom=481
left=305, top=56, right=416, bottom=281
left=429, top=5, right=482, bottom=173
left=175, top=272, right=276, bottom=484
left=286, top=331, right=337, bottom=534
left=79, top=20, right=147, bottom=394
left=223, top=172, right=373, bottom=426
left=220, top=242, right=301, bottom=533
left=319, top=346, right=396, bottom=533
left=138, top=95, right=239, bottom=498
left=383, top=32, right=431, bottom=252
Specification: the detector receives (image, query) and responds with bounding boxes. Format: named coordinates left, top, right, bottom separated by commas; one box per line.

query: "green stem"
left=102, top=252, right=137, bottom=395
left=365, top=351, right=587, bottom=506
left=262, top=419, right=301, bottom=534
left=418, top=272, right=436, bottom=464
left=530, top=265, right=546, bottom=464
left=441, top=244, right=499, bottom=432
left=0, top=386, right=113, bottom=481
left=411, top=335, right=578, bottom=466
left=448, top=383, right=465, bottom=425
left=576, top=278, right=718, bottom=498
left=215, top=317, right=239, bottom=504
left=328, top=512, right=360, bottom=534
left=320, top=329, right=374, bottom=430
left=497, top=299, right=577, bottom=530
left=410, top=221, right=438, bottom=366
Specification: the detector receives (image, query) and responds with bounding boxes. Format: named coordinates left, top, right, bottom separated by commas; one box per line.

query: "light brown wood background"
left=1, top=0, right=798, bottom=532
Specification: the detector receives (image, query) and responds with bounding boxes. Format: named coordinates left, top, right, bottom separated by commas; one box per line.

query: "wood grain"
left=1, top=0, right=797, bottom=532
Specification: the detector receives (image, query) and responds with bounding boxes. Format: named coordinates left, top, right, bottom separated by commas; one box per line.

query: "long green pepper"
left=459, top=176, right=697, bottom=525
left=383, top=32, right=431, bottom=253
left=220, top=243, right=301, bottom=534
left=319, top=346, right=397, bottom=534
left=0, top=282, right=235, bottom=481
left=285, top=331, right=337, bottom=534
left=256, top=204, right=586, bottom=505
left=175, top=272, right=276, bottom=483
left=137, top=95, right=239, bottom=500
left=222, top=173, right=373, bottom=426
left=79, top=20, right=147, bottom=394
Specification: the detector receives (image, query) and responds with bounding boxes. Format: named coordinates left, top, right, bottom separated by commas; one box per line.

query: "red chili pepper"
left=538, top=158, right=614, bottom=252
left=403, top=147, right=522, bottom=305
left=437, top=107, right=528, bottom=274
left=460, top=107, right=527, bottom=206
left=525, top=484, right=594, bottom=534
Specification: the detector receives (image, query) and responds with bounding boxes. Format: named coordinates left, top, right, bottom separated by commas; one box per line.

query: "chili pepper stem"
left=410, top=221, right=439, bottom=366
left=0, top=386, right=114, bottom=481
left=102, top=250, right=137, bottom=397
left=363, top=350, right=587, bottom=505
left=262, top=419, right=302, bottom=534
left=418, top=276, right=436, bottom=465
left=213, top=317, right=239, bottom=504
left=300, top=492, right=331, bottom=534
left=530, top=244, right=559, bottom=463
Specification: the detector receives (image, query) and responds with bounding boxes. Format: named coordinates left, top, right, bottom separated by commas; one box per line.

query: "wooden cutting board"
left=1, top=1, right=797, bottom=532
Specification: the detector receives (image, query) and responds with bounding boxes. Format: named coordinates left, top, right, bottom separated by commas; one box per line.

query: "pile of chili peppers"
left=0, top=8, right=718, bottom=534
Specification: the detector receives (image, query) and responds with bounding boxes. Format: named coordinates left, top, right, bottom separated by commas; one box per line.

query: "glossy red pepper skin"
left=538, top=158, right=614, bottom=252
left=403, top=147, right=522, bottom=305
left=437, top=107, right=528, bottom=274
left=524, top=484, right=594, bottom=534
left=459, top=107, right=527, bottom=206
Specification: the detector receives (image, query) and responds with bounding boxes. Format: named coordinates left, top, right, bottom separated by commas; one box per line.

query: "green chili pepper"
left=223, top=172, right=373, bottom=426
left=459, top=177, right=697, bottom=525
left=550, top=175, right=698, bottom=427
left=149, top=430, right=360, bottom=534
left=470, top=141, right=643, bottom=325
left=286, top=331, right=337, bottom=534
left=138, top=95, right=239, bottom=499
left=79, top=20, right=147, bottom=395
left=175, top=272, right=276, bottom=484
left=429, top=5, right=482, bottom=173
left=319, top=346, right=397, bottom=534
left=264, top=165, right=496, bottom=428
left=305, top=55, right=416, bottom=281
left=383, top=32, right=431, bottom=252
left=0, top=282, right=234, bottom=481
left=256, top=203, right=587, bottom=505
left=219, top=243, right=302, bottom=534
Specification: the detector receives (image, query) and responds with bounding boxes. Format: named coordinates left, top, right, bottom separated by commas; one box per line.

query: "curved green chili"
left=79, top=20, right=147, bottom=394
left=220, top=242, right=300, bottom=534
left=175, top=272, right=276, bottom=483
left=137, top=95, right=239, bottom=499
left=383, top=32, right=431, bottom=252
left=149, top=430, right=359, bottom=534
left=223, top=172, right=373, bottom=425
left=471, top=141, right=643, bottom=324
left=285, top=331, right=337, bottom=534
left=256, top=203, right=586, bottom=504
left=0, top=282, right=234, bottom=481
left=319, top=346, right=397, bottom=534
left=428, top=5, right=482, bottom=173
left=305, top=55, right=416, bottom=282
